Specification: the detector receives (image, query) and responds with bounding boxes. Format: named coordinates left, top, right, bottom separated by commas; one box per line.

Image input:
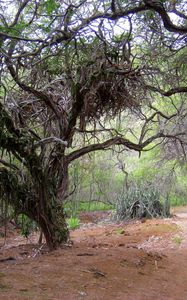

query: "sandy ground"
left=0, top=208, right=187, bottom=300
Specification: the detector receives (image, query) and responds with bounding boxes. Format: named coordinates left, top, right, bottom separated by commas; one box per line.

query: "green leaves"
left=45, top=0, right=58, bottom=14
left=67, top=217, right=80, bottom=230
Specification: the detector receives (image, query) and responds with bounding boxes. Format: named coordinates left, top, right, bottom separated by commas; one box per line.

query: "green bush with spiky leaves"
left=114, top=183, right=170, bottom=221
left=67, top=217, right=80, bottom=230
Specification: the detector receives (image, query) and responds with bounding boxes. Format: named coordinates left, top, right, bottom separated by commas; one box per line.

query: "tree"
left=0, top=0, right=186, bottom=249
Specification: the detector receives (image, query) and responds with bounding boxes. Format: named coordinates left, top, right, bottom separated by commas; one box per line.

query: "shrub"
left=114, top=183, right=170, bottom=221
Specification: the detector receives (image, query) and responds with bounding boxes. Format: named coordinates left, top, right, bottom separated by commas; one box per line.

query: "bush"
left=114, top=183, right=170, bottom=221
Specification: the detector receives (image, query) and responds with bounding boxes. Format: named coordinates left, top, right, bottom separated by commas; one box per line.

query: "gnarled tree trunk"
left=30, top=176, right=70, bottom=250
left=0, top=166, right=69, bottom=250
left=33, top=203, right=69, bottom=250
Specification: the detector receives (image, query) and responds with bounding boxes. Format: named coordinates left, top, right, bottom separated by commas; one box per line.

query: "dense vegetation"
left=0, top=0, right=187, bottom=249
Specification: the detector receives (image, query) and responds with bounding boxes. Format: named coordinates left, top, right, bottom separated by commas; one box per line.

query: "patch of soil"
left=0, top=210, right=187, bottom=300
left=79, top=210, right=112, bottom=223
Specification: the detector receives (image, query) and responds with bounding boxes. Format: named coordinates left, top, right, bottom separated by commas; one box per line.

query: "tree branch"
left=0, top=31, right=43, bottom=43
left=144, top=0, right=187, bottom=34
left=34, top=137, right=68, bottom=149
left=1, top=1, right=186, bottom=51
left=146, top=85, right=187, bottom=96
left=66, top=131, right=186, bottom=163
left=5, top=58, right=60, bottom=117
left=10, top=0, right=30, bottom=27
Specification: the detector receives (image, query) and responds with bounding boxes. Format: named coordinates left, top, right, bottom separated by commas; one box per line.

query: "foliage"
left=170, top=195, right=187, bottom=207
left=65, top=201, right=113, bottom=217
left=18, top=214, right=37, bottom=238
left=68, top=151, right=122, bottom=212
left=79, top=202, right=113, bottom=212
left=114, top=183, right=170, bottom=221
left=67, top=217, right=80, bottom=230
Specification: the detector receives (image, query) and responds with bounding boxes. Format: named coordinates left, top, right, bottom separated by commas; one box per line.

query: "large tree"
left=0, top=0, right=186, bottom=249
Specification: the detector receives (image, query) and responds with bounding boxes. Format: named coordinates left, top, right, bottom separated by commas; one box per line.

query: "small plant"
left=115, top=228, right=125, bottom=235
left=67, top=217, right=80, bottom=230
left=17, top=214, right=37, bottom=238
left=172, top=236, right=182, bottom=245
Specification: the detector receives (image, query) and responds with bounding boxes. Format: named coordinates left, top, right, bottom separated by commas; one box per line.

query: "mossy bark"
left=29, top=181, right=69, bottom=250
left=34, top=204, right=69, bottom=250
left=0, top=167, right=69, bottom=250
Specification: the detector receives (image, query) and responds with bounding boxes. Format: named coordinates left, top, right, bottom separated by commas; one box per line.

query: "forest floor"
left=0, top=207, right=187, bottom=300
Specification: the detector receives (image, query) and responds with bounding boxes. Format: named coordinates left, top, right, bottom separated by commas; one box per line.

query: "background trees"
left=0, top=0, right=187, bottom=249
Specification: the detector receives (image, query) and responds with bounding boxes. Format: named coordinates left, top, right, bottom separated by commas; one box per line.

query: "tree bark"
left=31, top=180, right=69, bottom=250
left=34, top=204, right=69, bottom=250
left=0, top=167, right=69, bottom=250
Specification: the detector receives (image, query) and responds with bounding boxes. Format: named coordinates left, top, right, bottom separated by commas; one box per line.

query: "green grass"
left=170, top=195, right=187, bottom=207
left=67, top=217, right=80, bottom=230
left=65, top=201, right=114, bottom=217
left=172, top=236, right=182, bottom=245
left=78, top=201, right=113, bottom=212
left=115, top=228, right=125, bottom=235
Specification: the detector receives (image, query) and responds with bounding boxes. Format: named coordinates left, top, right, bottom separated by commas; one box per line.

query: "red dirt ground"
left=0, top=208, right=187, bottom=300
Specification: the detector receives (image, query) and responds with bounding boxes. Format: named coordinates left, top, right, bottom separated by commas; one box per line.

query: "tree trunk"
left=31, top=181, right=69, bottom=250
left=0, top=163, right=70, bottom=250
left=35, top=204, right=69, bottom=250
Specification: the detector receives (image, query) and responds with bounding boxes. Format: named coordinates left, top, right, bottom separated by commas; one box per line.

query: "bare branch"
left=143, top=0, right=187, bottom=34
left=67, top=130, right=186, bottom=163
left=10, top=0, right=30, bottom=27
left=146, top=85, right=187, bottom=96
left=34, top=137, right=68, bottom=148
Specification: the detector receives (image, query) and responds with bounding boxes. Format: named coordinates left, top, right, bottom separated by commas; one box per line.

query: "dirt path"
left=173, top=212, right=187, bottom=248
left=0, top=210, right=187, bottom=300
